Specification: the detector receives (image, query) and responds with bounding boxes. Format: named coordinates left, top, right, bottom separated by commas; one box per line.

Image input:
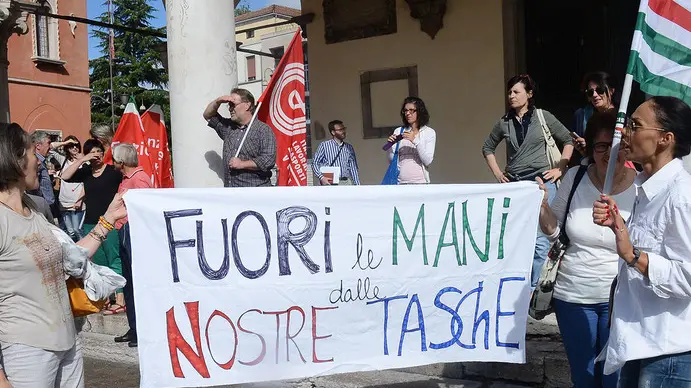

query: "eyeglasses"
left=593, top=142, right=612, bottom=153
left=402, top=109, right=417, bottom=114
left=585, top=86, right=606, bottom=96
left=624, top=120, right=666, bottom=134
left=333, top=127, right=346, bottom=132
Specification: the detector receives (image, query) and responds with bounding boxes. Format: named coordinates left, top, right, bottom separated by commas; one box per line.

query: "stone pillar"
left=166, top=0, right=237, bottom=187
left=0, top=0, right=31, bottom=124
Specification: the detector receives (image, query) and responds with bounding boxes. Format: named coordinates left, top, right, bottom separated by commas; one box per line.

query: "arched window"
left=35, top=6, right=50, bottom=57
left=33, top=0, right=60, bottom=61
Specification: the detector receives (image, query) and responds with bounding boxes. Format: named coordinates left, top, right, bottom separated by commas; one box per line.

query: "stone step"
left=82, top=313, right=570, bottom=387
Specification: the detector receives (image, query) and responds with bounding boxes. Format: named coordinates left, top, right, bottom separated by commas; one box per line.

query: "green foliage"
left=235, top=0, right=251, bottom=16
left=89, top=0, right=169, bottom=130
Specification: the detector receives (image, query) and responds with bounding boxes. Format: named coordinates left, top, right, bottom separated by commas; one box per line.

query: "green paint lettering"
left=392, top=205, right=428, bottom=265
left=498, top=197, right=510, bottom=260
left=462, top=198, right=494, bottom=263
left=433, top=202, right=463, bottom=267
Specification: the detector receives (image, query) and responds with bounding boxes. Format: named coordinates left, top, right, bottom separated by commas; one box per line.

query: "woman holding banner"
left=482, top=74, right=574, bottom=287
left=593, top=96, right=691, bottom=386
left=384, top=96, right=437, bottom=184
left=0, top=123, right=127, bottom=387
left=537, top=111, right=636, bottom=388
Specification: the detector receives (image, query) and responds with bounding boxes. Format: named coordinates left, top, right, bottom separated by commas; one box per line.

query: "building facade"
left=302, top=0, right=641, bottom=185
left=7, top=0, right=90, bottom=140
left=235, top=5, right=301, bottom=99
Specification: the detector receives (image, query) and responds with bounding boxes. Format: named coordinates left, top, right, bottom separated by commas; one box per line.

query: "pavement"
left=80, top=314, right=565, bottom=387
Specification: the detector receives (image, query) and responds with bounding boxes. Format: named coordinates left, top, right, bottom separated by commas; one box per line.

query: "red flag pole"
left=233, top=101, right=263, bottom=158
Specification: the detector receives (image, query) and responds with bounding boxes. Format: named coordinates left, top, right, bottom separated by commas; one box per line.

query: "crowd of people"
left=1, top=80, right=690, bottom=387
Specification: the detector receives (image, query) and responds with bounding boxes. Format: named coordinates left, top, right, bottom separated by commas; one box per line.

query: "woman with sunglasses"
left=57, top=136, right=85, bottom=241
left=570, top=72, right=617, bottom=162
left=536, top=111, right=635, bottom=388
left=593, top=96, right=691, bottom=386
left=384, top=96, right=437, bottom=184
left=483, top=74, right=574, bottom=287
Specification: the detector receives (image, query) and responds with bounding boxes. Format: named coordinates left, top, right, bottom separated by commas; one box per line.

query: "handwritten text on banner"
left=125, top=183, right=542, bottom=388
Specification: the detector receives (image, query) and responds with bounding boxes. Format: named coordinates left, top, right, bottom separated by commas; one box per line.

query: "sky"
left=86, top=0, right=302, bottom=59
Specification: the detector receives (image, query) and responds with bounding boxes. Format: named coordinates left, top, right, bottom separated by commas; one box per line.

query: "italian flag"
left=630, top=0, right=691, bottom=104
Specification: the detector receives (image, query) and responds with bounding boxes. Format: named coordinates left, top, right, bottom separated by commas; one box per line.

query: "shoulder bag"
left=536, top=109, right=562, bottom=170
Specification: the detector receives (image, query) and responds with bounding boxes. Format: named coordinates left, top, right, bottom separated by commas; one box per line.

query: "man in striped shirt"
left=312, top=120, right=360, bottom=185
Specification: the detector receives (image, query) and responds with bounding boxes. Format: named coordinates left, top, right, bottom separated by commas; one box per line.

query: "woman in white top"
left=593, top=96, right=691, bottom=387
left=537, top=111, right=636, bottom=388
left=0, top=123, right=126, bottom=388
left=385, top=97, right=436, bottom=184
left=58, top=136, right=85, bottom=241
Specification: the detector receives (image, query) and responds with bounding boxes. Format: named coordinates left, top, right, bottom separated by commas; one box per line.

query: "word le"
left=392, top=198, right=512, bottom=266
left=164, top=206, right=334, bottom=282
left=166, top=302, right=338, bottom=379
left=368, top=277, right=523, bottom=356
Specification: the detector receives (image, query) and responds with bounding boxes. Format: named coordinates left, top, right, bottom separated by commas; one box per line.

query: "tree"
left=90, top=0, right=169, bottom=129
left=235, top=0, right=251, bottom=17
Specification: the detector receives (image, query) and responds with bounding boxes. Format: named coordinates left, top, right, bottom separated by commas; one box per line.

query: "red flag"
left=141, top=105, right=174, bottom=188
left=103, top=98, right=155, bottom=183
left=256, top=29, right=308, bottom=186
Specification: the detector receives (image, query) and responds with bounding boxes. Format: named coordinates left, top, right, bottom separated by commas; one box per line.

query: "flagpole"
left=602, top=0, right=644, bottom=195
left=602, top=74, right=633, bottom=195
left=108, top=0, right=115, bottom=132
left=233, top=101, right=263, bottom=158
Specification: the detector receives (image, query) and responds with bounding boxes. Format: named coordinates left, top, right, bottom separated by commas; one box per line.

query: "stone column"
left=0, top=0, right=31, bottom=124
left=166, top=0, right=237, bottom=187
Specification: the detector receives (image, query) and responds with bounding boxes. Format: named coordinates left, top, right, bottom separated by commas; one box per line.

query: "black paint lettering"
left=195, top=219, right=230, bottom=280
left=276, top=206, right=319, bottom=276
left=164, top=209, right=202, bottom=283
left=231, top=211, right=271, bottom=279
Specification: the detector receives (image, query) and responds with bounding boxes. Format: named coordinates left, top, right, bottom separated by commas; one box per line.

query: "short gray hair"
left=31, top=130, right=50, bottom=144
left=112, top=143, right=139, bottom=167
left=90, top=124, right=114, bottom=144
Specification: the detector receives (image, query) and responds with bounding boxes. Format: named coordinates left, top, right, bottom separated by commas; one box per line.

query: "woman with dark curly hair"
left=384, top=96, right=437, bottom=184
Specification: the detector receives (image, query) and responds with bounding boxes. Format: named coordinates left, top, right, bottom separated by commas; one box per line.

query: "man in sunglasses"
left=203, top=88, right=277, bottom=187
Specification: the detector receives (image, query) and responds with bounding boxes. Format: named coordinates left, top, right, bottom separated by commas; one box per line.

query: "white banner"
left=125, top=183, right=542, bottom=388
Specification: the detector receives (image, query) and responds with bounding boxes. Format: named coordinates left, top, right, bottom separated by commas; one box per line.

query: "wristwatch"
left=628, top=247, right=641, bottom=267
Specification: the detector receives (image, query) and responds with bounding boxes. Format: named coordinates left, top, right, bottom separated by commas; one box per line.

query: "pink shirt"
left=116, top=168, right=152, bottom=229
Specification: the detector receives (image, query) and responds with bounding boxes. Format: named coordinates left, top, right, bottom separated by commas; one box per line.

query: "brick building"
left=6, top=0, right=90, bottom=140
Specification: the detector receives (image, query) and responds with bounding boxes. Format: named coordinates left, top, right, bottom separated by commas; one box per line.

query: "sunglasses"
left=402, top=109, right=417, bottom=114
left=585, top=86, right=607, bottom=96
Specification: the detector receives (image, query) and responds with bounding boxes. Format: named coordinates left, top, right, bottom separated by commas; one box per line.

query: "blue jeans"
left=618, top=351, right=691, bottom=388
left=554, top=299, right=618, bottom=388
left=532, top=180, right=556, bottom=287
left=61, top=210, right=84, bottom=242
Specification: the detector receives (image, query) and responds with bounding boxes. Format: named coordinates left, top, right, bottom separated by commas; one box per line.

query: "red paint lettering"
left=204, top=310, right=238, bottom=370
left=166, top=302, right=210, bottom=378
left=312, top=306, right=338, bottom=363
left=237, top=309, right=266, bottom=366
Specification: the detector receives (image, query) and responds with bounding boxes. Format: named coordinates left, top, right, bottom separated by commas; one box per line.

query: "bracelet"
left=98, top=216, right=114, bottom=232
left=88, top=230, right=106, bottom=243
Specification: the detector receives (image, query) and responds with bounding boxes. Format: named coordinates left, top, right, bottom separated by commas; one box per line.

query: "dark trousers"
left=118, top=223, right=136, bottom=333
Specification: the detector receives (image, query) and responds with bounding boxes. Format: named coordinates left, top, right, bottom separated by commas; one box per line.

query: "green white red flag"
left=629, top=0, right=691, bottom=104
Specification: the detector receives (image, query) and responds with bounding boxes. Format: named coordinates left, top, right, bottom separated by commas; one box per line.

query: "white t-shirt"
left=58, top=159, right=84, bottom=211
left=551, top=166, right=636, bottom=304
